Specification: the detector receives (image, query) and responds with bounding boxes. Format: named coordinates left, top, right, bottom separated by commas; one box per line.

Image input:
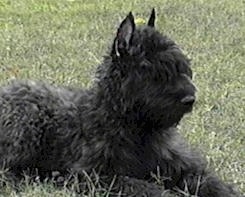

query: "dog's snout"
left=180, top=95, right=196, bottom=105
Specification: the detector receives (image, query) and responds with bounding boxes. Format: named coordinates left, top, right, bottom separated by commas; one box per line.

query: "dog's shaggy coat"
left=0, top=9, right=241, bottom=196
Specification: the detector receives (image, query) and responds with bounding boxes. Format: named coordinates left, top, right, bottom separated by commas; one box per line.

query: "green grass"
left=0, top=0, right=244, bottom=196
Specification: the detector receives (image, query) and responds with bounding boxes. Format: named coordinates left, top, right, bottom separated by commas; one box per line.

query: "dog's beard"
left=153, top=102, right=193, bottom=129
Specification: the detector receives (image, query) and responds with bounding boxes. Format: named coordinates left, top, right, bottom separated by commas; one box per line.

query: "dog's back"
left=0, top=80, right=89, bottom=176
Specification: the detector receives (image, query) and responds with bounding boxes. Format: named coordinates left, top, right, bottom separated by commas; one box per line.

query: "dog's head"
left=98, top=9, right=196, bottom=129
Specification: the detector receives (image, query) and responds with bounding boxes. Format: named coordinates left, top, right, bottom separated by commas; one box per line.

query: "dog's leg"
left=171, top=166, right=240, bottom=197
left=110, top=176, right=167, bottom=197
left=159, top=133, right=240, bottom=197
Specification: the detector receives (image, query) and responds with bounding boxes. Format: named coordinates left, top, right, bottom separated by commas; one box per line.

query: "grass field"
left=0, top=0, right=244, bottom=196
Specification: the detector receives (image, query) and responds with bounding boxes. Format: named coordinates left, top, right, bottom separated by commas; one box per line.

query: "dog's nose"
left=180, top=95, right=195, bottom=105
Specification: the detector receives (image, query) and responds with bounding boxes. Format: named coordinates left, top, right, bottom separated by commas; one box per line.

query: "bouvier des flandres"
left=0, top=9, right=241, bottom=197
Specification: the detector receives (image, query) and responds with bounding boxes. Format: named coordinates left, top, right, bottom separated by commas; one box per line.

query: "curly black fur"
left=0, top=9, right=241, bottom=197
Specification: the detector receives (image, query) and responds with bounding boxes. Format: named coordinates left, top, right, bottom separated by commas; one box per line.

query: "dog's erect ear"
left=147, top=8, right=155, bottom=27
left=114, top=12, right=135, bottom=57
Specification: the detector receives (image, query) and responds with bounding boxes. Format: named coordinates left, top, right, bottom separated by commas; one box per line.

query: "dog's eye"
left=176, top=61, right=192, bottom=79
left=140, top=60, right=152, bottom=70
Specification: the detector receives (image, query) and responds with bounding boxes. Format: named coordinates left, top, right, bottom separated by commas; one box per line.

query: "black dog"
left=0, top=9, right=241, bottom=196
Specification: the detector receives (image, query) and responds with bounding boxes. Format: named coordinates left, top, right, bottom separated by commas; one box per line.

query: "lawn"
left=0, top=0, right=244, bottom=196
